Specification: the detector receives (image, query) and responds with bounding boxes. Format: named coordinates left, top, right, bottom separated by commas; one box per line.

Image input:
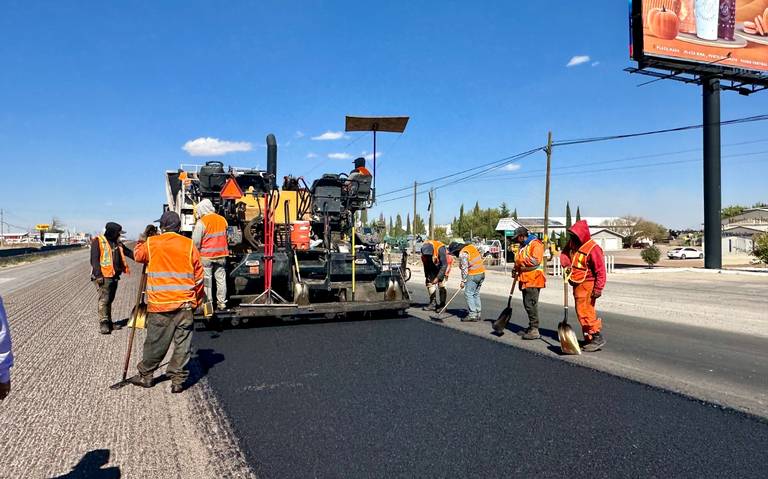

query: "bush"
left=754, top=233, right=768, bottom=264
left=640, top=245, right=661, bottom=268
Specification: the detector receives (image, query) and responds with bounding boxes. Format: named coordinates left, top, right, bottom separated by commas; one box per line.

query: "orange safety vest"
left=356, top=166, right=372, bottom=176
left=461, top=244, right=486, bottom=275
left=569, top=239, right=598, bottom=284
left=199, top=213, right=229, bottom=258
left=97, top=235, right=130, bottom=278
left=516, top=238, right=545, bottom=288
left=145, top=233, right=197, bottom=308
left=424, top=240, right=445, bottom=263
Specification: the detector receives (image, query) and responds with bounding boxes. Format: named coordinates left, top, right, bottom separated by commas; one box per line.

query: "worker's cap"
left=420, top=243, right=434, bottom=256
left=448, top=241, right=464, bottom=256
left=155, top=211, right=181, bottom=231
left=353, top=157, right=366, bottom=168
left=513, top=226, right=529, bottom=238
left=104, top=222, right=126, bottom=235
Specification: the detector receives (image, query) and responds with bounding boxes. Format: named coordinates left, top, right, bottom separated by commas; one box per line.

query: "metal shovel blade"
left=385, top=276, right=398, bottom=300
left=293, top=282, right=310, bottom=306
left=491, top=307, right=512, bottom=335
left=109, top=376, right=136, bottom=390
left=127, top=303, right=147, bottom=329
left=557, top=321, right=581, bottom=355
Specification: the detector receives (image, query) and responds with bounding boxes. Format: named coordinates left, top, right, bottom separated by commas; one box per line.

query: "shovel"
left=558, top=271, right=581, bottom=355
left=286, top=201, right=310, bottom=306
left=430, top=287, right=463, bottom=321
left=491, top=278, right=517, bottom=336
left=111, top=264, right=147, bottom=390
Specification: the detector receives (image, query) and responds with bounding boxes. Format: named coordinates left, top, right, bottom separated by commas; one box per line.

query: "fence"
left=551, top=255, right=615, bottom=277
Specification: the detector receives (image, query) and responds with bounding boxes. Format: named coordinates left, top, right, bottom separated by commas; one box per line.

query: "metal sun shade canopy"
left=345, top=116, right=409, bottom=203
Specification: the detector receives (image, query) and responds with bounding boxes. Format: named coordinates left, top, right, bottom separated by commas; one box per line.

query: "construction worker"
left=192, top=199, right=229, bottom=311
left=90, top=222, right=134, bottom=334
left=130, top=211, right=204, bottom=393
left=512, top=227, right=546, bottom=340
left=449, top=241, right=486, bottom=322
left=560, top=220, right=607, bottom=352
left=420, top=240, right=449, bottom=311
left=0, top=295, right=13, bottom=400
left=350, top=157, right=372, bottom=176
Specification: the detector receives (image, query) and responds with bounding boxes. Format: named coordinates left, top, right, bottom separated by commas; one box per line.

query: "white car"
left=668, top=247, right=703, bottom=260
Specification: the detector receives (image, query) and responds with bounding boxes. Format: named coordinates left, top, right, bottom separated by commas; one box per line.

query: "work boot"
left=422, top=292, right=437, bottom=311
left=99, top=320, right=112, bottom=335
left=128, top=375, right=153, bottom=388
left=461, top=314, right=480, bottom=322
left=438, top=288, right=447, bottom=310
left=521, top=327, right=541, bottom=340
left=517, top=327, right=531, bottom=337
left=111, top=320, right=123, bottom=331
left=171, top=384, right=184, bottom=394
left=582, top=332, right=606, bottom=352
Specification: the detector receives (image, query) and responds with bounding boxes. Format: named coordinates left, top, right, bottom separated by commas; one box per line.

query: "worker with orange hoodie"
left=560, top=220, right=607, bottom=352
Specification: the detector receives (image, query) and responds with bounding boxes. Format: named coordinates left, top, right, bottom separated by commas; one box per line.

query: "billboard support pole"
left=702, top=76, right=722, bottom=270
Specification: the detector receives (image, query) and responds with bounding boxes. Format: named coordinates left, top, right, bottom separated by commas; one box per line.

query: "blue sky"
left=1, top=0, right=766, bottom=235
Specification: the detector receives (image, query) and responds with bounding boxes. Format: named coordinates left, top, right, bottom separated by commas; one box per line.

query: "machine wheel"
left=243, top=217, right=263, bottom=249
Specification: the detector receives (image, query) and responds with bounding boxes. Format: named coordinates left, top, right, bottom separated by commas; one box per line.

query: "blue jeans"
left=464, top=273, right=485, bottom=318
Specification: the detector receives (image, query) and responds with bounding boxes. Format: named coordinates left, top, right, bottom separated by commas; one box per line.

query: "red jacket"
left=560, top=220, right=607, bottom=293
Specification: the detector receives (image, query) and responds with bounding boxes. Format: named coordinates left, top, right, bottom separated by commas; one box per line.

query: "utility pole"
left=702, top=76, right=722, bottom=269
left=0, top=208, right=4, bottom=247
left=428, top=188, right=435, bottom=240
left=542, top=131, right=553, bottom=273
left=412, top=181, right=418, bottom=253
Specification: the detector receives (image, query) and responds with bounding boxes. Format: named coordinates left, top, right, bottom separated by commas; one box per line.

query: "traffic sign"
left=35, top=224, right=50, bottom=230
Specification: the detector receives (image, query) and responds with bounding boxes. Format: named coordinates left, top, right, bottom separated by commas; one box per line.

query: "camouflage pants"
left=95, top=278, right=118, bottom=322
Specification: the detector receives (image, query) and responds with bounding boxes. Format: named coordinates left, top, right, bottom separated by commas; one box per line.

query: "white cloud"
left=328, top=152, right=353, bottom=160
left=312, top=131, right=347, bottom=141
left=306, top=152, right=318, bottom=159
left=502, top=163, right=521, bottom=171
left=592, top=61, right=600, bottom=67
left=363, top=151, right=383, bottom=161
left=295, top=130, right=305, bottom=138
left=566, top=55, right=591, bottom=67
left=182, top=137, right=252, bottom=156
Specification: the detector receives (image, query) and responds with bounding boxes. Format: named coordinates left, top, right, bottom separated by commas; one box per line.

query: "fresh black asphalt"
left=194, top=313, right=768, bottom=478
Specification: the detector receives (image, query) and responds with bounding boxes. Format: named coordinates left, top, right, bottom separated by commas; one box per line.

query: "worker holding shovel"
left=511, top=227, right=546, bottom=340
left=560, top=220, right=607, bottom=352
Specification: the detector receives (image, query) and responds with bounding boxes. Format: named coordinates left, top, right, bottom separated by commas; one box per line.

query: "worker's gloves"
left=460, top=282, right=465, bottom=289
left=92, top=276, right=105, bottom=286
left=591, top=290, right=602, bottom=299
left=0, top=380, right=10, bottom=400
left=139, top=224, right=158, bottom=241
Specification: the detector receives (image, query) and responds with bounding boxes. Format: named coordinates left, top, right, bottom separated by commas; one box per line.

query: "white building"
left=719, top=208, right=768, bottom=256
left=495, top=216, right=625, bottom=251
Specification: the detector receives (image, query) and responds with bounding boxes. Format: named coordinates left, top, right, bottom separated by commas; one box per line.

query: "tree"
left=721, top=205, right=746, bottom=219
left=413, top=214, right=426, bottom=235
left=457, top=204, right=465, bottom=239
left=499, top=202, right=510, bottom=218
left=388, top=216, right=393, bottom=235
left=576, top=207, right=581, bottom=222
left=472, top=201, right=481, bottom=216
left=360, top=209, right=368, bottom=225
left=432, top=226, right=451, bottom=244
left=641, top=245, right=661, bottom=268
left=406, top=213, right=412, bottom=235
left=512, top=208, right=518, bottom=220
left=753, top=232, right=768, bottom=264
left=565, top=202, right=572, bottom=229
left=602, top=216, right=667, bottom=247
left=394, top=214, right=404, bottom=236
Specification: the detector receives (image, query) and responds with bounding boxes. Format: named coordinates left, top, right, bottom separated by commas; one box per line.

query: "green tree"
left=413, top=214, right=426, bottom=235
left=473, top=201, right=481, bottom=216
left=641, top=245, right=661, bottom=268
left=499, top=202, right=510, bottom=218
left=457, top=204, right=465, bottom=239
left=753, top=232, right=768, bottom=264
left=576, top=206, right=581, bottom=222
left=394, top=214, right=404, bottom=236
left=388, top=216, right=393, bottom=235
left=406, top=213, right=412, bottom=235
left=432, top=226, right=451, bottom=244
left=565, top=202, right=572, bottom=229
left=512, top=208, right=518, bottom=220
left=721, top=205, right=745, bottom=219
left=360, top=209, right=368, bottom=225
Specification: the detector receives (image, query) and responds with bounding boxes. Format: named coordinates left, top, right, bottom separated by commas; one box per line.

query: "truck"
left=42, top=232, right=60, bottom=246
left=164, top=133, right=411, bottom=326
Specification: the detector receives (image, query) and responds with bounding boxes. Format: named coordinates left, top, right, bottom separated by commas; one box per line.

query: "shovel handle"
left=437, top=288, right=463, bottom=315
left=507, top=278, right=517, bottom=308
left=562, top=274, right=569, bottom=323
left=121, top=264, right=146, bottom=381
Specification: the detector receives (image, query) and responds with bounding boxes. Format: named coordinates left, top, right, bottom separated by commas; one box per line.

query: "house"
left=719, top=208, right=768, bottom=255
left=495, top=216, right=624, bottom=250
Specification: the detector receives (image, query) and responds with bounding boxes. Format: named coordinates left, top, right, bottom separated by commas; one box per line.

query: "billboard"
left=631, top=0, right=768, bottom=74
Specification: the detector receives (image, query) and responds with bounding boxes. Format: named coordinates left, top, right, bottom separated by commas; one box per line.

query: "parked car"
left=667, top=247, right=703, bottom=260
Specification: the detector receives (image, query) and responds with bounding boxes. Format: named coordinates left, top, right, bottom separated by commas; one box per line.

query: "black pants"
left=137, top=309, right=194, bottom=386
left=522, top=287, right=541, bottom=329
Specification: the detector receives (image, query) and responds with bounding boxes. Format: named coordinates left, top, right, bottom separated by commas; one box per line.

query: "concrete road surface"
left=0, top=250, right=254, bottom=478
